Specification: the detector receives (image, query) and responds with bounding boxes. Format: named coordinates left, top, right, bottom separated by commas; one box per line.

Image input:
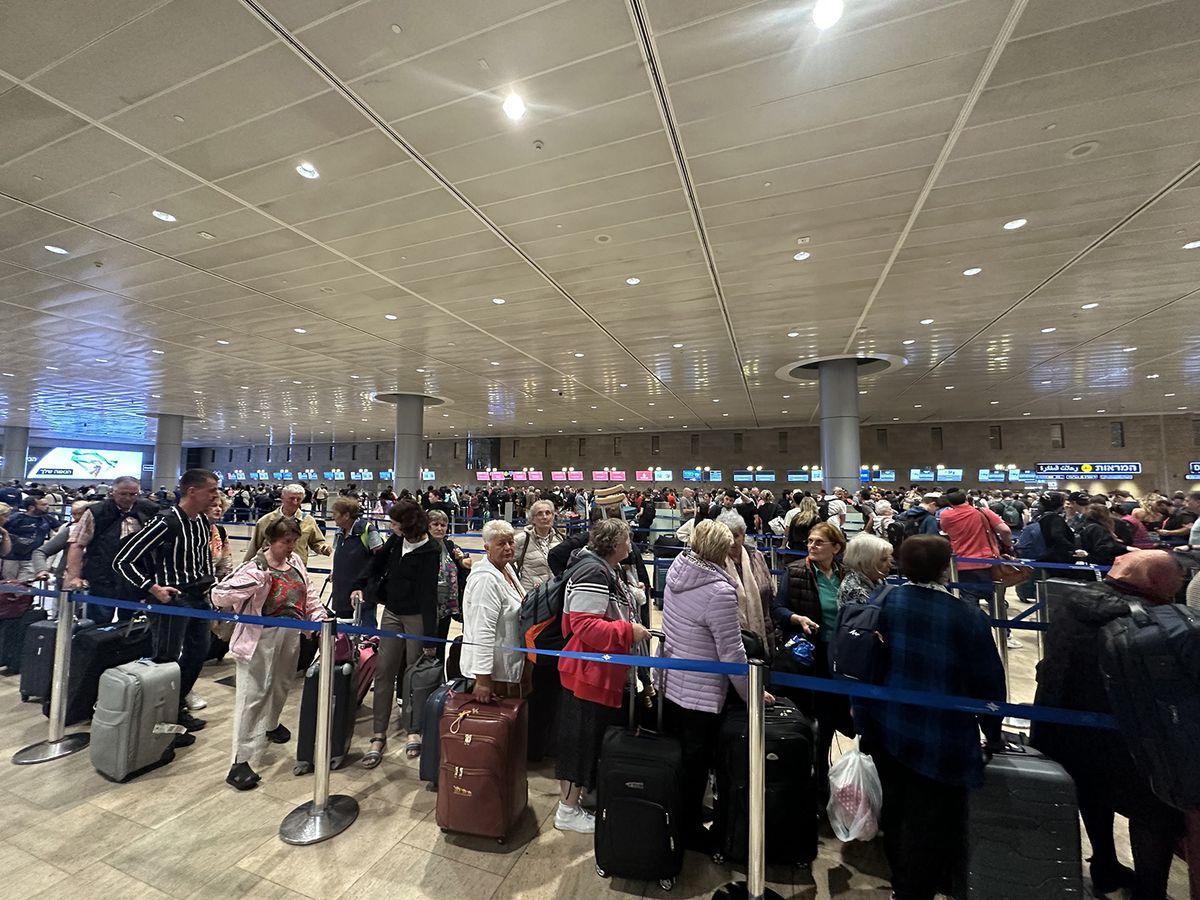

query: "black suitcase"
left=294, top=654, right=357, bottom=775
left=594, top=637, right=684, bottom=891
left=0, top=607, right=48, bottom=673
left=712, top=696, right=818, bottom=865
left=419, top=678, right=468, bottom=786
left=964, top=733, right=1082, bottom=898
left=19, top=615, right=95, bottom=701
left=47, top=618, right=155, bottom=725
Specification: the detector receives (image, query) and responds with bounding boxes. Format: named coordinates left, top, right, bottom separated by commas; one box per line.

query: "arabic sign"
left=1035, top=462, right=1141, bottom=479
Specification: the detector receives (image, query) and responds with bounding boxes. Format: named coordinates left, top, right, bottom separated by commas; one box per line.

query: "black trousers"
left=662, top=697, right=723, bottom=845
left=1078, top=780, right=1182, bottom=900
left=150, top=587, right=212, bottom=712
left=873, top=747, right=966, bottom=900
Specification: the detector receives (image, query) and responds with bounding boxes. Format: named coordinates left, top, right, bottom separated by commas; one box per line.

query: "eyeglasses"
left=806, top=539, right=830, bottom=547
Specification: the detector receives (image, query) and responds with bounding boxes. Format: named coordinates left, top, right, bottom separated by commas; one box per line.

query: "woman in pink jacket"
left=212, top=517, right=326, bottom=790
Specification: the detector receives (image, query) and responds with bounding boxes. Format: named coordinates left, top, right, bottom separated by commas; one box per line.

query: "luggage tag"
left=153, top=722, right=188, bottom=734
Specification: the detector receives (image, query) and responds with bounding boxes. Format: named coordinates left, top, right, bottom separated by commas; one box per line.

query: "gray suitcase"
left=400, top=654, right=443, bottom=734
left=90, top=659, right=182, bottom=782
left=963, top=734, right=1083, bottom=898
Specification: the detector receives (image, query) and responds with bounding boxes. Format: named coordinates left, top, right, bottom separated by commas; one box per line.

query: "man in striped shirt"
left=113, top=468, right=220, bottom=735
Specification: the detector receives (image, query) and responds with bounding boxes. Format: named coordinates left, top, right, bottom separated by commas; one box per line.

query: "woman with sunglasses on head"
left=772, top=520, right=850, bottom=807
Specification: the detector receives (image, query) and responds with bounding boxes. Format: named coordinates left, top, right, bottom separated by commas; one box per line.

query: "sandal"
left=405, top=737, right=422, bottom=759
left=360, top=736, right=387, bottom=769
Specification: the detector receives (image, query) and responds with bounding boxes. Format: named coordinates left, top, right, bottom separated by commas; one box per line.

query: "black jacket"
left=355, top=535, right=440, bottom=647
left=1075, top=521, right=1126, bottom=567
left=1037, top=513, right=1077, bottom=564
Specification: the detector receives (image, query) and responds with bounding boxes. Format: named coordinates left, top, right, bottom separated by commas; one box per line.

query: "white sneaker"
left=1006, top=636, right=1024, bottom=650
left=554, top=802, right=596, bottom=834
left=185, top=692, right=207, bottom=710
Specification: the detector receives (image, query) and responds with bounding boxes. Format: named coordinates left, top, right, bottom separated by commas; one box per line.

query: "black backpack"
left=831, top=584, right=896, bottom=683
left=1000, top=502, right=1023, bottom=529
left=898, top=511, right=928, bottom=543
left=1099, top=602, right=1200, bottom=811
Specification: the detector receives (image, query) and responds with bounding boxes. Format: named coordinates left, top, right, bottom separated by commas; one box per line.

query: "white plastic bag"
left=827, top=742, right=883, bottom=842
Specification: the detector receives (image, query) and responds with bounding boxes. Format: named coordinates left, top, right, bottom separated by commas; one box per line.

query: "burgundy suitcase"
left=436, top=692, right=528, bottom=841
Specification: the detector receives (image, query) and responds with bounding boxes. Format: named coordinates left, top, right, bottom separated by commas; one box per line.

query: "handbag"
left=767, top=516, right=786, bottom=536
left=977, top=508, right=1031, bottom=588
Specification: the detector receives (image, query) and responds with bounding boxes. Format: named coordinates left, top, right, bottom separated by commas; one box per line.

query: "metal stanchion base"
left=12, top=732, right=90, bottom=765
left=279, top=794, right=359, bottom=845
left=711, top=881, right=785, bottom=900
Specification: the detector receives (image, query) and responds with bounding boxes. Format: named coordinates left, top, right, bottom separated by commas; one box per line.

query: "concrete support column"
left=818, top=358, right=861, bottom=493
left=392, top=395, right=424, bottom=494
left=2, top=425, right=29, bottom=481
left=152, top=414, right=183, bottom=489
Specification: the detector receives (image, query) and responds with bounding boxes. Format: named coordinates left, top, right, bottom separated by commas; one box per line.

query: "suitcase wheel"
left=712, top=853, right=725, bottom=865
left=658, top=879, right=675, bottom=891
left=293, top=762, right=313, bottom=776
left=595, top=866, right=609, bottom=879
left=439, top=827, right=449, bottom=834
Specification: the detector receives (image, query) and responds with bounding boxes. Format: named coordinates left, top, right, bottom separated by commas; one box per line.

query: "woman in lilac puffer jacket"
left=660, top=519, right=772, bottom=853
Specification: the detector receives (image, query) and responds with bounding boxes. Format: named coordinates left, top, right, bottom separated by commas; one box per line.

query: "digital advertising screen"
left=27, top=447, right=144, bottom=480
left=787, top=470, right=809, bottom=482
left=733, top=470, right=754, bottom=483
left=754, top=471, right=776, bottom=482
left=653, top=469, right=673, bottom=482
left=608, top=470, right=626, bottom=482
left=591, top=471, right=609, bottom=481
left=635, top=470, right=653, bottom=482
left=682, top=469, right=702, bottom=482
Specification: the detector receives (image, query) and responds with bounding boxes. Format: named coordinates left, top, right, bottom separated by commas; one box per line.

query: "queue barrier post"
left=1035, top=577, right=1049, bottom=660
left=712, top=659, right=782, bottom=900
left=279, top=618, right=359, bottom=845
left=948, top=556, right=961, bottom=598
left=989, top=582, right=1009, bottom=687
left=12, top=590, right=91, bottom=765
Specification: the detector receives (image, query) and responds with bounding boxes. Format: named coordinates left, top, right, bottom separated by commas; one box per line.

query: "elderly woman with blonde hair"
left=715, top=510, right=775, bottom=656
left=837, top=532, right=894, bottom=607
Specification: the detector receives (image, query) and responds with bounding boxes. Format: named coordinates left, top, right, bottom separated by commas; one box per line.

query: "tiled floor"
left=0, top=533, right=1190, bottom=898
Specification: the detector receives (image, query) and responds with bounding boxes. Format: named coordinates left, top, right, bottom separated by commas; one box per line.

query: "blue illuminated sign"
left=754, top=471, right=776, bottom=482
left=1035, top=461, right=1141, bottom=479
left=937, top=468, right=963, bottom=482
left=910, top=468, right=936, bottom=482
left=787, top=470, right=810, bottom=482
left=733, top=470, right=754, bottom=483
left=682, top=469, right=702, bottom=482
left=875, top=470, right=896, bottom=483
left=979, top=469, right=1008, bottom=483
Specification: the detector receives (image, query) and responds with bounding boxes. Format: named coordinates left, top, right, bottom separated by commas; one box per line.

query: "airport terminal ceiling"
left=0, top=0, right=1197, bottom=448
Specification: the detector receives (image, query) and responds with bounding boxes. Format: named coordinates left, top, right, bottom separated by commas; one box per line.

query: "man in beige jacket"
left=244, top=483, right=330, bottom=564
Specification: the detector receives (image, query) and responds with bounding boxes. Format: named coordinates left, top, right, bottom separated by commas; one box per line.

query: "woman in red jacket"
left=555, top=517, right=651, bottom=834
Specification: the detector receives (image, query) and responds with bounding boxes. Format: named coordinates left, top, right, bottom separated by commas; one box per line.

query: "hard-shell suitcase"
left=420, top=678, right=468, bottom=786
left=436, top=692, right=528, bottom=841
left=0, top=607, right=48, bottom=673
left=594, top=633, right=684, bottom=890
left=964, top=734, right=1083, bottom=898
left=49, top=617, right=155, bottom=725
left=294, top=650, right=357, bottom=775
left=355, top=635, right=378, bottom=705
left=90, top=660, right=181, bottom=782
left=401, top=654, right=443, bottom=734
left=19, top=615, right=95, bottom=702
left=713, top=696, right=818, bottom=865
left=1099, top=601, right=1200, bottom=811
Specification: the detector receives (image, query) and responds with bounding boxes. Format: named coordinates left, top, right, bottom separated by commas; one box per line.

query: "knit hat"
left=1106, top=551, right=1186, bottom=605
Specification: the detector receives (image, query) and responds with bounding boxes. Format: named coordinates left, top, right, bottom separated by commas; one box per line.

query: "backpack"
left=831, top=584, right=896, bottom=683
left=818, top=499, right=831, bottom=521
left=1099, top=601, right=1200, bottom=811
left=1000, top=502, right=1023, bottom=530
left=518, top=569, right=571, bottom=667
left=897, top=511, right=928, bottom=543
left=1014, top=521, right=1048, bottom=560
left=884, top=520, right=907, bottom=555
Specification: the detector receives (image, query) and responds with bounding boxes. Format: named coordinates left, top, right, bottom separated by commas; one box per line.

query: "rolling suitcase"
left=712, top=696, right=818, bottom=865
left=354, top=635, right=378, bottom=705
left=401, top=654, right=443, bottom=735
left=420, top=678, right=468, bottom=786
left=49, top=617, right=155, bottom=726
left=294, top=647, right=357, bottom=775
left=964, top=734, right=1083, bottom=898
left=594, top=635, right=684, bottom=891
left=19, top=614, right=95, bottom=701
left=436, top=692, right=528, bottom=841
left=90, top=660, right=181, bottom=782
left=1, top=606, right=48, bottom=674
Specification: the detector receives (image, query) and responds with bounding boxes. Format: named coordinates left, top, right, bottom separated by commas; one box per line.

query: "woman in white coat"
left=460, top=519, right=529, bottom=702
left=212, top=517, right=326, bottom=790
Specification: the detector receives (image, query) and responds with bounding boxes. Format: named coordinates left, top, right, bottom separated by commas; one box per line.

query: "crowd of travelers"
left=2, top=468, right=1196, bottom=899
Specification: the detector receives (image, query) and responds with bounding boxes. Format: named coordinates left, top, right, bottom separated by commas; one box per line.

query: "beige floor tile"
left=236, top=796, right=423, bottom=898
left=27, top=860, right=171, bottom=899
left=492, top=823, right=646, bottom=900
left=342, top=840, right=504, bottom=900
left=0, top=740, right=119, bottom=811
left=0, top=842, right=70, bottom=900
left=401, top=792, right=560, bottom=877
left=639, top=851, right=797, bottom=899
left=0, top=787, right=56, bottom=831
left=185, top=867, right=310, bottom=900
left=105, top=791, right=291, bottom=898
left=8, top=800, right=151, bottom=874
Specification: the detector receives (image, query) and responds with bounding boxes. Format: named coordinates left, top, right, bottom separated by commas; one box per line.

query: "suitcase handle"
left=626, top=629, right=666, bottom=732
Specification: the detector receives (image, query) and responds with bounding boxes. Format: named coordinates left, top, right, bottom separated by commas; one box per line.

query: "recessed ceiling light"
left=625, top=277, right=640, bottom=285
left=648, top=402, right=655, bottom=406
left=293, top=328, right=307, bottom=334
left=573, top=352, right=585, bottom=358
left=490, top=361, right=500, bottom=366
left=920, top=318, right=934, bottom=325
left=902, top=339, right=915, bottom=345
left=1041, top=327, right=1056, bottom=333
left=292, top=380, right=302, bottom=385
left=859, top=390, right=867, bottom=395
left=944, top=385, right=954, bottom=390
left=349, top=374, right=359, bottom=379
left=1178, top=406, right=1189, bottom=410
left=0, top=373, right=11, bottom=377
left=296, top=162, right=320, bottom=179
left=198, top=231, right=215, bottom=240
left=1022, top=411, right=1031, bottom=416
left=1097, top=409, right=1107, bottom=413
left=892, top=417, right=900, bottom=421
left=1122, top=346, right=1137, bottom=352
left=1081, top=302, right=1099, bottom=310
left=384, top=314, right=397, bottom=320
left=43, top=245, right=68, bottom=255
left=787, top=331, right=800, bottom=338
left=1041, top=380, right=1051, bottom=385
left=812, top=0, right=844, bottom=29
left=722, top=413, right=729, bottom=417
left=1072, top=396, right=1082, bottom=401
left=1182, top=240, right=1200, bottom=250
left=781, top=410, right=788, bottom=414
left=793, top=251, right=811, bottom=261
left=216, top=339, right=229, bottom=345
left=502, top=92, right=526, bottom=120
left=192, top=390, right=202, bottom=394
left=152, top=349, right=165, bottom=355
left=1003, top=218, right=1027, bottom=230
left=962, top=267, right=983, bottom=276
left=990, top=400, right=999, bottom=405
left=913, top=404, right=922, bottom=408
left=95, top=358, right=108, bottom=363
left=416, top=368, right=425, bottom=372
left=590, top=405, right=597, bottom=409
left=1146, top=373, right=1160, bottom=379
left=672, top=342, right=684, bottom=348
left=712, top=399, right=720, bottom=403
left=782, top=395, right=790, bottom=399
left=152, top=210, right=176, bottom=222
left=1165, top=393, right=1176, bottom=397
left=151, top=393, right=160, bottom=398
left=618, top=383, right=628, bottom=388
left=442, top=413, right=449, bottom=418
left=491, top=297, right=506, bottom=305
